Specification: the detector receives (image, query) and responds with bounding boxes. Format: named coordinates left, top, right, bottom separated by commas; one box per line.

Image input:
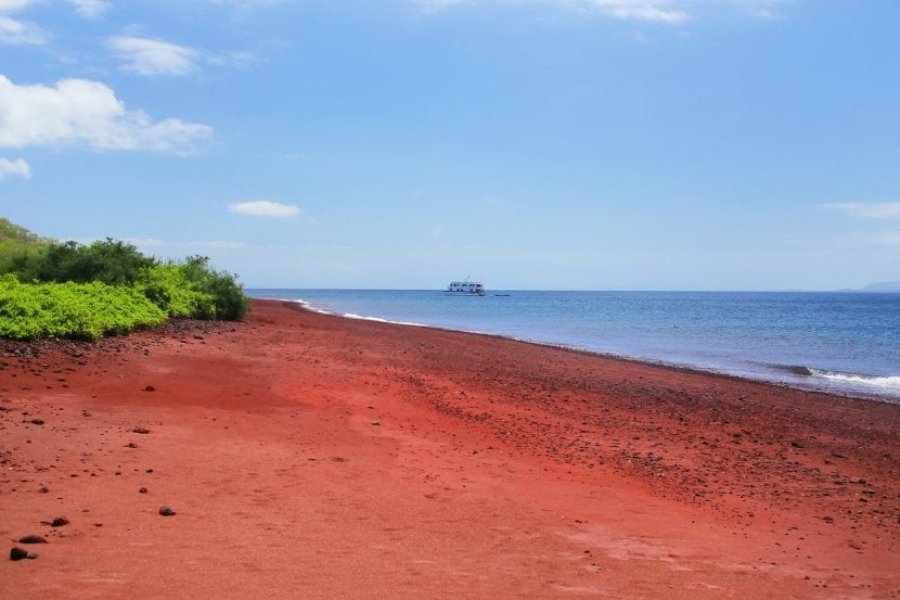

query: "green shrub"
left=137, top=263, right=216, bottom=319
left=34, top=239, right=156, bottom=285
left=0, top=277, right=167, bottom=341
left=0, top=219, right=250, bottom=339
left=179, top=256, right=249, bottom=321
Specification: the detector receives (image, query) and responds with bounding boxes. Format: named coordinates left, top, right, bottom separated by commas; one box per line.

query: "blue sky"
left=1, top=0, right=898, bottom=290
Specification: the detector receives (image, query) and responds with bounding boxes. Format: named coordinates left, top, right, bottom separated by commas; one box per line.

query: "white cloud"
left=417, top=0, right=466, bottom=11
left=67, top=0, right=110, bottom=18
left=206, top=0, right=286, bottom=7
left=0, top=0, right=37, bottom=12
left=123, top=237, right=165, bottom=248
left=413, top=0, right=795, bottom=24
left=825, top=202, right=900, bottom=219
left=228, top=200, right=301, bottom=218
left=0, top=74, right=213, bottom=153
left=596, top=1, right=689, bottom=23
left=191, top=240, right=248, bottom=249
left=0, top=15, right=46, bottom=45
left=0, top=156, right=30, bottom=180
left=865, top=231, right=900, bottom=246
left=116, top=238, right=248, bottom=251
left=108, top=36, right=200, bottom=77
left=734, top=0, right=787, bottom=20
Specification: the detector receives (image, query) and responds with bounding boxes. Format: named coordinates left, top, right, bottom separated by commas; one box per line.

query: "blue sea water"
left=248, top=289, right=900, bottom=403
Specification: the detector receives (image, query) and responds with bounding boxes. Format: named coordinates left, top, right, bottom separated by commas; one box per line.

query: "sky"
left=1, top=0, right=899, bottom=291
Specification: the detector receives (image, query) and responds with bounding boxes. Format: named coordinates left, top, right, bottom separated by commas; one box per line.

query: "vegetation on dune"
left=0, top=217, right=50, bottom=272
left=0, top=277, right=167, bottom=341
left=138, top=257, right=248, bottom=321
left=0, top=219, right=249, bottom=340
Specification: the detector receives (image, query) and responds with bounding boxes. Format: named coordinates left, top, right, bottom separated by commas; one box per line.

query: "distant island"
left=833, top=281, right=900, bottom=293
left=858, top=281, right=900, bottom=293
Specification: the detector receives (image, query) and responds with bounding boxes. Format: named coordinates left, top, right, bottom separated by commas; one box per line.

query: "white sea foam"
left=289, top=299, right=332, bottom=315
left=810, top=369, right=900, bottom=391
left=343, top=312, right=430, bottom=328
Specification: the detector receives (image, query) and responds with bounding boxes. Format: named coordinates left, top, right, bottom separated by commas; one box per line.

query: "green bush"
left=0, top=218, right=50, bottom=278
left=137, top=263, right=216, bottom=319
left=0, top=219, right=250, bottom=339
left=34, top=239, right=156, bottom=285
left=0, top=277, right=167, bottom=341
left=179, top=256, right=249, bottom=321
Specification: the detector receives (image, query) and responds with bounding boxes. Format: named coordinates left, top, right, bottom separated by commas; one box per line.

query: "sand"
left=1, top=299, right=898, bottom=599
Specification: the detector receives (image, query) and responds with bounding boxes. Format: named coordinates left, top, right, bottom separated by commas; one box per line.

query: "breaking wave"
left=809, top=369, right=900, bottom=391
left=343, top=313, right=429, bottom=328
left=773, top=364, right=900, bottom=392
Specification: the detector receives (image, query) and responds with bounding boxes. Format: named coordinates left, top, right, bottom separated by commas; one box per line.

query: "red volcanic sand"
left=1, top=299, right=898, bottom=599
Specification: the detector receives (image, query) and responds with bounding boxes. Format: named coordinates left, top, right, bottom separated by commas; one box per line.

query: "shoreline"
left=269, top=294, right=900, bottom=405
left=2, top=298, right=898, bottom=598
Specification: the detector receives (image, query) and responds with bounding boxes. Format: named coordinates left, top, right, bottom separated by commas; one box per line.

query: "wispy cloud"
left=598, top=1, right=689, bottom=24
left=0, top=0, right=37, bottom=12
left=108, top=36, right=200, bottom=77
left=108, top=36, right=258, bottom=77
left=734, top=0, right=788, bottom=21
left=414, top=0, right=791, bottom=24
left=0, top=156, right=30, bottom=180
left=825, top=202, right=900, bottom=219
left=190, top=240, right=247, bottom=249
left=206, top=0, right=286, bottom=8
left=0, top=74, right=213, bottom=153
left=120, top=238, right=248, bottom=251
left=0, top=15, right=46, bottom=45
left=123, top=237, right=165, bottom=248
left=67, top=0, right=110, bottom=18
left=865, top=231, right=900, bottom=246
left=228, top=200, right=301, bottom=218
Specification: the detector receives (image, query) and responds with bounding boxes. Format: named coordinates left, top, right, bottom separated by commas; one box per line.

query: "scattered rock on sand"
left=158, top=506, right=176, bottom=517
left=139, top=487, right=148, bottom=494
left=9, top=547, right=30, bottom=561
left=132, top=427, right=150, bottom=434
left=51, top=517, right=69, bottom=527
left=144, top=385, right=156, bottom=392
left=18, top=535, right=47, bottom=544
left=371, top=420, right=381, bottom=426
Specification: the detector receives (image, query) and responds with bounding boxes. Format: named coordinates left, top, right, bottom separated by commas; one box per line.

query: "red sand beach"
left=1, top=299, right=898, bottom=599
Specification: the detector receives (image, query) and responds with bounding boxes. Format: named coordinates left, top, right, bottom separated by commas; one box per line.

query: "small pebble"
left=132, top=427, right=150, bottom=434
left=159, top=506, right=176, bottom=517
left=139, top=487, right=148, bottom=494
left=18, top=535, right=47, bottom=544
left=9, top=547, right=28, bottom=561
left=51, top=517, right=69, bottom=527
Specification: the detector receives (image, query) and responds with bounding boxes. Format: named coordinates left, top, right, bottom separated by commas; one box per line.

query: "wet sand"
left=1, top=299, right=898, bottom=598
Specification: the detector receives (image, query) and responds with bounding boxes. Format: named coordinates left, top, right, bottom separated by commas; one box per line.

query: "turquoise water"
left=248, top=289, right=900, bottom=403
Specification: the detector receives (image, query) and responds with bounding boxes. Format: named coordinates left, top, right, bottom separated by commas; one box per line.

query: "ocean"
left=247, top=289, right=900, bottom=403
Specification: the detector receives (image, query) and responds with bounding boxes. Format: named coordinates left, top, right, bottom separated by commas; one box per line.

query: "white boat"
left=446, top=278, right=486, bottom=296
